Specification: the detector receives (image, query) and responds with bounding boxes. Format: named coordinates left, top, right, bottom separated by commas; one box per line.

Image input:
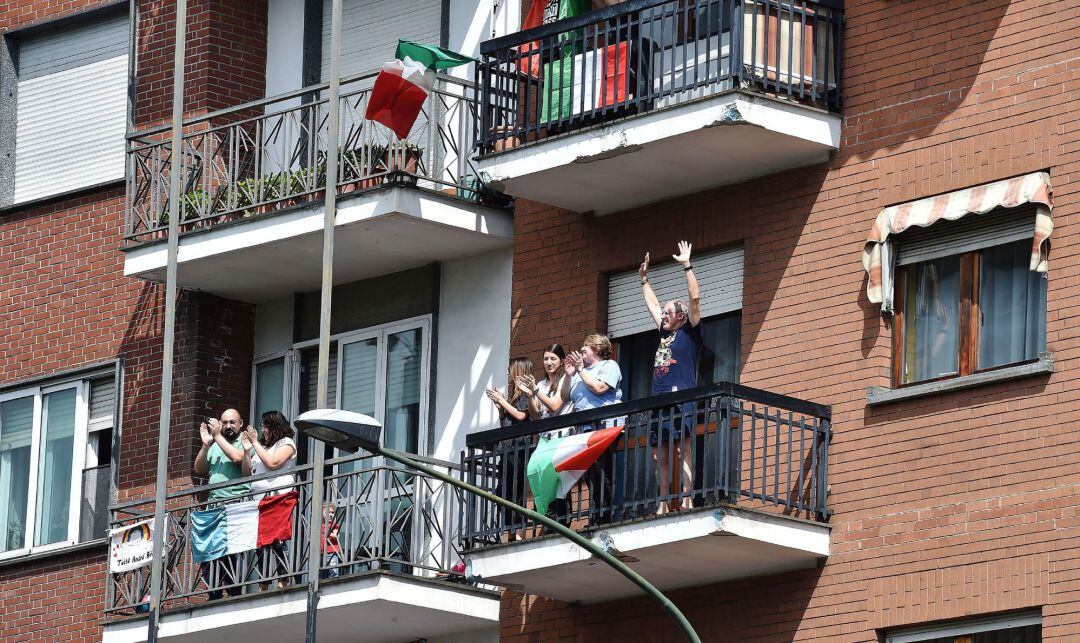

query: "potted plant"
left=338, top=145, right=385, bottom=192
left=381, top=141, right=424, bottom=184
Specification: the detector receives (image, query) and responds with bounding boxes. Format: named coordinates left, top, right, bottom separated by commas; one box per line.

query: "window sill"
left=867, top=352, right=1053, bottom=406
left=0, top=538, right=107, bottom=570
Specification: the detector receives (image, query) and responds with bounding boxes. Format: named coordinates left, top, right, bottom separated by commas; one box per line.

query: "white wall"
left=448, top=0, right=521, bottom=79
left=432, top=248, right=512, bottom=461
left=254, top=296, right=295, bottom=359
left=265, top=0, right=305, bottom=100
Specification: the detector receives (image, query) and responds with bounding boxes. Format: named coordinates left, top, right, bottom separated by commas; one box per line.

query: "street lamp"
left=294, top=409, right=702, bottom=643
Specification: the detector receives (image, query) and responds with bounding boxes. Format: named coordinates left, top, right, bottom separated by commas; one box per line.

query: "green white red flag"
left=527, top=425, right=623, bottom=515
left=365, top=40, right=472, bottom=139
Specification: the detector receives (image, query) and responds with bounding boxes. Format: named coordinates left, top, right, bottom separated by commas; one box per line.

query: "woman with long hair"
left=242, top=410, right=297, bottom=590
left=516, top=344, right=573, bottom=420
left=485, top=357, right=535, bottom=540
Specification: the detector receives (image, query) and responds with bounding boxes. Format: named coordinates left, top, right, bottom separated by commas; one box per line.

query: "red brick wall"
left=135, top=0, right=268, bottom=127
left=0, top=1, right=264, bottom=640
left=504, top=0, right=1080, bottom=640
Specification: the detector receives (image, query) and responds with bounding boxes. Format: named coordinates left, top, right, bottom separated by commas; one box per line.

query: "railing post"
left=814, top=418, right=831, bottom=520
left=723, top=395, right=740, bottom=503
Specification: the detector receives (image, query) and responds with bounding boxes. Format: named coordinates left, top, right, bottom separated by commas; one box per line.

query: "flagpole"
left=305, top=0, right=343, bottom=640
left=375, top=447, right=703, bottom=643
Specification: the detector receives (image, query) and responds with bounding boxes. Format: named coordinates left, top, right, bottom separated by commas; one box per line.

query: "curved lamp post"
left=294, top=409, right=702, bottom=643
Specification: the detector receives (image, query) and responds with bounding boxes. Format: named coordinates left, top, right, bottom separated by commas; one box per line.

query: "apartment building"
left=0, top=0, right=1075, bottom=642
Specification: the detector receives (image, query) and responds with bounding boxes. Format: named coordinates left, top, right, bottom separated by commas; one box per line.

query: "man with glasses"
left=193, top=408, right=252, bottom=599
left=639, top=241, right=702, bottom=515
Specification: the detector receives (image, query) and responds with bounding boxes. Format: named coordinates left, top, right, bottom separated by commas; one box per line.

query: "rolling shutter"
left=321, top=0, right=442, bottom=81
left=302, top=345, right=338, bottom=412
left=87, top=377, right=116, bottom=432
left=896, top=208, right=1037, bottom=266
left=13, top=12, right=128, bottom=203
left=607, top=246, right=743, bottom=338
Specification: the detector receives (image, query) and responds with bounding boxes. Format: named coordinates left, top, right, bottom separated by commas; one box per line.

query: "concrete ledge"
left=867, top=352, right=1053, bottom=406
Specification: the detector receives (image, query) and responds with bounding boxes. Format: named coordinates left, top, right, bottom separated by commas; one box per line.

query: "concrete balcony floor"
left=465, top=505, right=830, bottom=603
left=102, top=571, right=500, bottom=643
left=476, top=91, right=840, bottom=215
left=123, top=186, right=514, bottom=303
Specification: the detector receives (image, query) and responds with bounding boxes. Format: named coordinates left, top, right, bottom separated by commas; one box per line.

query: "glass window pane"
left=0, top=397, right=34, bottom=552
left=36, top=389, right=76, bottom=546
left=616, top=331, right=656, bottom=401
left=701, top=312, right=740, bottom=384
left=384, top=329, right=423, bottom=454
left=341, top=339, right=379, bottom=417
left=902, top=256, right=961, bottom=384
left=979, top=239, right=1046, bottom=370
left=254, top=357, right=286, bottom=423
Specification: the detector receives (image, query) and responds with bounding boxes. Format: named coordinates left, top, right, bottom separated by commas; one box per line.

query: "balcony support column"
left=147, top=0, right=188, bottom=641
left=305, top=0, right=344, bottom=641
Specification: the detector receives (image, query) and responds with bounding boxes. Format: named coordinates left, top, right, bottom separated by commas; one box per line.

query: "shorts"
left=648, top=402, right=696, bottom=447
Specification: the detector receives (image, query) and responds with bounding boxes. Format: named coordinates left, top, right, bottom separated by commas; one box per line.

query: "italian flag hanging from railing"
left=365, top=40, right=473, bottom=139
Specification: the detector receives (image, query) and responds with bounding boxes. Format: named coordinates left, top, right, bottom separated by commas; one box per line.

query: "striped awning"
left=863, top=172, right=1053, bottom=312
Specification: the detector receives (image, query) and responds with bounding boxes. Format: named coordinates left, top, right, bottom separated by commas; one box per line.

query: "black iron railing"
left=105, top=454, right=466, bottom=617
left=476, top=0, right=842, bottom=154
left=458, top=382, right=831, bottom=547
left=125, top=73, right=498, bottom=244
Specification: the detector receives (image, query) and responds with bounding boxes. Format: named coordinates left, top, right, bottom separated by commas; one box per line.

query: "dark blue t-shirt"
left=652, top=321, right=703, bottom=395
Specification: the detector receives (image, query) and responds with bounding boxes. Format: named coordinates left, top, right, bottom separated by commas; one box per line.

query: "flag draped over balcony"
left=191, top=491, right=298, bottom=563
left=527, top=425, right=623, bottom=515
left=539, top=0, right=590, bottom=123
left=365, top=40, right=473, bottom=139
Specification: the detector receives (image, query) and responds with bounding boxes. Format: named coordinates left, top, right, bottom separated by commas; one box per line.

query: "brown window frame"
left=891, top=246, right=1043, bottom=388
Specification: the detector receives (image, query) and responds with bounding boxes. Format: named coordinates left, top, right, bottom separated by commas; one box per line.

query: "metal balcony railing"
left=105, top=454, right=466, bottom=617
left=125, top=73, right=496, bottom=244
left=476, top=0, right=843, bottom=154
left=459, top=382, right=831, bottom=548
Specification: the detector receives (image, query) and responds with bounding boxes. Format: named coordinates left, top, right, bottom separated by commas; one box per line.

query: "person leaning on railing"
left=566, top=334, right=624, bottom=525
left=242, top=410, right=297, bottom=591
left=193, top=409, right=251, bottom=599
left=640, top=241, right=703, bottom=515
left=485, top=357, right=537, bottom=541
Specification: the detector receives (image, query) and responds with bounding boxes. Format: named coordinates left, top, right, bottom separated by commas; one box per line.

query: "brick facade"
left=0, top=0, right=263, bottom=640
left=502, top=0, right=1080, bottom=640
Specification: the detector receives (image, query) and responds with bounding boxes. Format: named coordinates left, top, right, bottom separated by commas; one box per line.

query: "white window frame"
left=0, top=380, right=90, bottom=560
left=886, top=611, right=1041, bottom=643
left=267, top=315, right=433, bottom=458
left=249, top=349, right=296, bottom=426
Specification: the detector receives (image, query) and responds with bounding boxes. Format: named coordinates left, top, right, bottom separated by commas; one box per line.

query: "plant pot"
left=382, top=147, right=422, bottom=184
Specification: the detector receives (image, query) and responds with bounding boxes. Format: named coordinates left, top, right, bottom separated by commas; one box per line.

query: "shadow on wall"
left=515, top=564, right=825, bottom=641
left=844, top=0, right=1011, bottom=160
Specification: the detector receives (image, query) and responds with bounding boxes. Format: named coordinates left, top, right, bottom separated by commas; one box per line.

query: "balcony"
left=103, top=456, right=499, bottom=643
left=473, top=0, right=843, bottom=214
left=123, top=74, right=512, bottom=302
left=458, top=383, right=832, bottom=603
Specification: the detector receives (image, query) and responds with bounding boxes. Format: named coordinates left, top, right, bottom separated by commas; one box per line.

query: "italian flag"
left=191, top=491, right=298, bottom=563
left=365, top=40, right=473, bottom=140
left=527, top=425, right=623, bottom=515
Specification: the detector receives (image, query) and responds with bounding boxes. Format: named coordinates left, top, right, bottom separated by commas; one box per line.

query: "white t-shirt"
left=537, top=375, right=574, bottom=419
left=250, top=437, right=297, bottom=497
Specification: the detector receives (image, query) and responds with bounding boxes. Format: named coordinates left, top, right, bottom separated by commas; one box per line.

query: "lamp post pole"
left=375, top=446, right=702, bottom=643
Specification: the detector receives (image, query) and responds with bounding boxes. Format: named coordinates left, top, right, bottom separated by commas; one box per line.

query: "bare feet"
left=680, top=497, right=694, bottom=512
left=656, top=501, right=670, bottom=516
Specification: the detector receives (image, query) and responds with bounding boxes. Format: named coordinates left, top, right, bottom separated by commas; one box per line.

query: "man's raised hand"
left=639, top=252, right=650, bottom=278
left=673, top=240, right=692, bottom=266
left=199, top=422, right=212, bottom=447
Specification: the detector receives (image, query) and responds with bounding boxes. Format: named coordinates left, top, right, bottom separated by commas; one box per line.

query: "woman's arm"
left=534, top=377, right=566, bottom=413
left=251, top=437, right=296, bottom=470
left=487, top=387, right=528, bottom=422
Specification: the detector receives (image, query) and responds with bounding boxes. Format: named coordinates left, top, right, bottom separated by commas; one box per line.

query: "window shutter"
left=607, top=246, right=743, bottom=338
left=321, top=0, right=442, bottom=82
left=896, top=208, right=1037, bottom=266
left=87, top=377, right=116, bottom=432
left=13, top=13, right=128, bottom=203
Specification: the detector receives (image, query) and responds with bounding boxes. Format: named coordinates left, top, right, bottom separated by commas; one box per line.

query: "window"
left=6, top=7, right=128, bottom=205
left=607, top=246, right=743, bottom=400
left=893, top=208, right=1047, bottom=386
left=0, top=373, right=115, bottom=557
left=886, top=612, right=1040, bottom=643
left=616, top=311, right=740, bottom=400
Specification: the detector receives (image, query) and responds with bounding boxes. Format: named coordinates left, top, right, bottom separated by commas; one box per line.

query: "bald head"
left=219, top=409, right=243, bottom=439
